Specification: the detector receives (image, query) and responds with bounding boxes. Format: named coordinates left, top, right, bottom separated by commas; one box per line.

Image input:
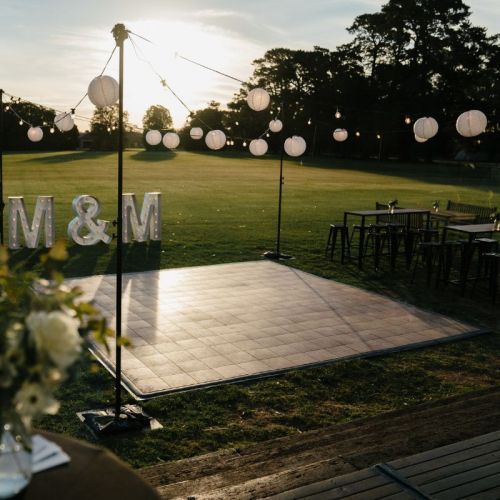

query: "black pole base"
left=77, top=404, right=162, bottom=437
left=262, top=250, right=294, bottom=260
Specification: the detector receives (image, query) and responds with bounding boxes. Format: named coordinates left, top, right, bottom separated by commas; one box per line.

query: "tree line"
left=4, top=0, right=499, bottom=161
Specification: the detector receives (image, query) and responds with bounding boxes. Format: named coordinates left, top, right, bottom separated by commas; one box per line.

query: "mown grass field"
left=4, top=149, right=500, bottom=467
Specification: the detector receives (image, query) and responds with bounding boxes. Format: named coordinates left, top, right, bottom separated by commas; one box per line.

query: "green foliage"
left=89, top=105, right=131, bottom=150
left=142, top=105, right=173, bottom=150
left=226, top=0, right=500, bottom=161
left=178, top=102, right=227, bottom=151
left=3, top=101, right=79, bottom=151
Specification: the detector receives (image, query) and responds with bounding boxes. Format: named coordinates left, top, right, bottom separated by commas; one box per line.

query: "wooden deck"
left=270, top=430, right=500, bottom=499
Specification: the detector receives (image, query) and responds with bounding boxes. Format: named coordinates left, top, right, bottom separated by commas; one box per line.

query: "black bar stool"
left=325, top=224, right=350, bottom=262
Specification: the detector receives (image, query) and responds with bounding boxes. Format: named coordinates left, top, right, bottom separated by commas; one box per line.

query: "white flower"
left=26, top=310, right=82, bottom=369
left=14, top=382, right=60, bottom=417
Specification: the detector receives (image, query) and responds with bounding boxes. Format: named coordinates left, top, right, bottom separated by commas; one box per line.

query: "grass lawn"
left=4, top=149, right=500, bottom=467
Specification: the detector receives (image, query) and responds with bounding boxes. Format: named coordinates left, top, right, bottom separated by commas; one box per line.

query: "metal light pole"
left=263, top=101, right=292, bottom=261
left=77, top=24, right=160, bottom=435
left=0, top=88, right=4, bottom=245
left=112, top=22, right=127, bottom=422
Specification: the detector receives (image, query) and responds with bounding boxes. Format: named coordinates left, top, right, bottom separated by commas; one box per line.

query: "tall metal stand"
left=0, top=88, right=4, bottom=245
left=113, top=23, right=126, bottom=421
left=263, top=101, right=292, bottom=261
left=77, top=24, right=161, bottom=436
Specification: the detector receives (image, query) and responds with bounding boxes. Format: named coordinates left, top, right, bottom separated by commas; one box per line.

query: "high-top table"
left=16, top=431, right=159, bottom=500
left=441, top=223, right=498, bottom=295
left=343, top=208, right=431, bottom=268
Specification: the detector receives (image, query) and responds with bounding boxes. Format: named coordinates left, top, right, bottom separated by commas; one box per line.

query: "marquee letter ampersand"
left=67, top=195, right=112, bottom=245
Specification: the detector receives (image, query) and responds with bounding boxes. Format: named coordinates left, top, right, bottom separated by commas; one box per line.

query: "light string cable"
left=176, top=54, right=313, bottom=143
left=4, top=92, right=93, bottom=130
left=176, top=53, right=481, bottom=136
left=176, top=53, right=246, bottom=84
left=3, top=44, right=121, bottom=133
left=127, top=33, right=212, bottom=131
left=3, top=91, right=145, bottom=133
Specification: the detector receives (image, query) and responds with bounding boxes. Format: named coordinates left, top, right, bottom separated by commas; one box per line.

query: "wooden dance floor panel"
left=68, top=261, right=483, bottom=399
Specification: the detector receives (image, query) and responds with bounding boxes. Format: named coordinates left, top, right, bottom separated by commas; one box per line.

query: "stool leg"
left=460, top=244, right=476, bottom=297
left=410, top=247, right=420, bottom=283
left=331, top=229, right=338, bottom=260
left=325, top=227, right=333, bottom=258
left=490, top=259, right=498, bottom=303
left=340, top=229, right=346, bottom=264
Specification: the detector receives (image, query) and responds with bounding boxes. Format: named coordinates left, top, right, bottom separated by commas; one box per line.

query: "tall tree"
left=142, top=105, right=173, bottom=150
left=90, top=105, right=131, bottom=150
left=142, top=105, right=173, bottom=131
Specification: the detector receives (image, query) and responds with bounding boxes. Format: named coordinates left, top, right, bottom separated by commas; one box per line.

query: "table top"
left=17, top=431, right=159, bottom=500
left=445, top=223, right=496, bottom=234
left=345, top=208, right=430, bottom=217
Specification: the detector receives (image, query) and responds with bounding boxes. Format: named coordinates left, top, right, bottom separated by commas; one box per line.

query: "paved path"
left=68, top=261, right=482, bottom=399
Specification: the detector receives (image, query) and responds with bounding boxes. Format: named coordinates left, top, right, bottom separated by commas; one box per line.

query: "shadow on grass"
left=299, top=156, right=498, bottom=190
left=129, top=150, right=177, bottom=162
left=18, top=151, right=116, bottom=164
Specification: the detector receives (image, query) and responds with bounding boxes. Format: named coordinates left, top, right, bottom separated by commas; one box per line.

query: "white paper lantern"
left=190, top=127, right=204, bottom=140
left=54, top=112, right=74, bottom=132
left=413, top=117, right=439, bottom=140
left=27, top=126, right=43, bottom=142
left=284, top=136, right=307, bottom=157
left=162, top=132, right=180, bottom=149
left=145, top=130, right=162, bottom=146
left=249, top=139, right=268, bottom=156
left=247, top=88, right=270, bottom=112
left=414, top=134, right=428, bottom=143
left=269, top=119, right=283, bottom=133
left=333, top=128, right=348, bottom=142
left=88, top=75, right=119, bottom=108
left=205, top=130, right=226, bottom=150
left=456, top=110, right=487, bottom=138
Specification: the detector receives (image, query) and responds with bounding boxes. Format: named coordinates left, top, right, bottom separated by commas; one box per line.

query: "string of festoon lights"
left=309, top=111, right=489, bottom=146
left=3, top=32, right=491, bottom=152
left=172, top=52, right=491, bottom=152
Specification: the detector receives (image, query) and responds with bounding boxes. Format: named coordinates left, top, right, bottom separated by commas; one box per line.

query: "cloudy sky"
left=1, top=0, right=498, bottom=129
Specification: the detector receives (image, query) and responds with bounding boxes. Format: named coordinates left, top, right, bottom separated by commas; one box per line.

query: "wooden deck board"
left=274, top=431, right=500, bottom=500
left=394, top=439, right=500, bottom=479
left=426, top=462, right=500, bottom=499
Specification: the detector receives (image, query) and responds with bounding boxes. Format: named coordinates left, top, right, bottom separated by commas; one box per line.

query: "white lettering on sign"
left=67, top=195, right=112, bottom=246
left=7, top=193, right=162, bottom=249
left=122, top=192, right=161, bottom=243
left=8, top=196, right=55, bottom=249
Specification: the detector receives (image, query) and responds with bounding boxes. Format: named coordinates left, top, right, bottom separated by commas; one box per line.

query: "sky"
left=1, top=0, right=499, bottom=130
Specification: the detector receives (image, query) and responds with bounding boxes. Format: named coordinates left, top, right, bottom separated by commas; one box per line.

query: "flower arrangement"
left=0, top=242, right=112, bottom=424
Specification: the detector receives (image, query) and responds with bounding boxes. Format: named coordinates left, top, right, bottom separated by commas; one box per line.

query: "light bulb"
left=243, top=141, right=247, bottom=147
left=405, top=116, right=411, bottom=125
left=266, top=133, right=270, bottom=138
left=235, top=121, right=239, bottom=126
left=335, top=109, right=341, bottom=119
left=107, top=127, right=111, bottom=132
left=355, top=131, right=360, bottom=137
left=307, top=118, right=312, bottom=125
left=50, top=127, right=55, bottom=133
left=5, top=105, right=9, bottom=111
left=377, top=134, right=381, bottom=140
left=19, top=120, right=23, bottom=126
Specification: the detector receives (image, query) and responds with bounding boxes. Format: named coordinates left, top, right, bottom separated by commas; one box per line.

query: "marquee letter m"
left=122, top=192, right=161, bottom=243
left=9, top=196, right=55, bottom=249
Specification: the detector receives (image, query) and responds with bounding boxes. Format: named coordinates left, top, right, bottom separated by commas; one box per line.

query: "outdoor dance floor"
left=69, top=261, right=483, bottom=399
